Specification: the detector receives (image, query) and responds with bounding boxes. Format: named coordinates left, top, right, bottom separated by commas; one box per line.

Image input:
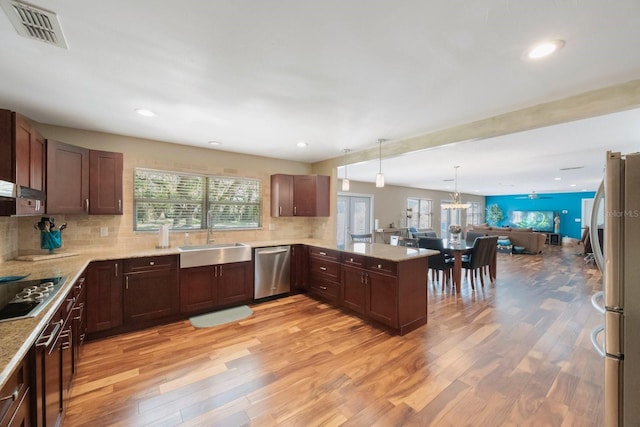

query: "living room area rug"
left=189, top=305, right=253, bottom=328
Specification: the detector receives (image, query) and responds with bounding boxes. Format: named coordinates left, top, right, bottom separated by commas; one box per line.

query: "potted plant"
left=486, top=204, right=504, bottom=226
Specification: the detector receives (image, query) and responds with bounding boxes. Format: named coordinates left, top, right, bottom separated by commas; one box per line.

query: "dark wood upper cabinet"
left=47, top=143, right=123, bottom=215
left=89, top=149, right=123, bottom=215
left=270, top=174, right=329, bottom=217
left=47, top=140, right=90, bottom=214
left=0, top=109, right=46, bottom=216
left=270, top=174, right=293, bottom=217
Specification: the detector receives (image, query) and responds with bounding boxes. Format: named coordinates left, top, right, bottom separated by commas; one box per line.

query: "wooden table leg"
left=452, top=252, right=462, bottom=293
left=489, top=250, right=497, bottom=281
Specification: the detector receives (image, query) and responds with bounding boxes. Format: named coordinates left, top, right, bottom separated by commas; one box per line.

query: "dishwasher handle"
left=258, top=248, right=289, bottom=256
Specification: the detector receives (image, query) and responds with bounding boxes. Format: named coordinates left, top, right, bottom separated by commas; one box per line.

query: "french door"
left=337, top=195, right=373, bottom=246
left=440, top=201, right=462, bottom=238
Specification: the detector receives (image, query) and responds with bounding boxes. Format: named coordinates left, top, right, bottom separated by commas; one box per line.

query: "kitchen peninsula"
left=0, top=239, right=436, bottom=424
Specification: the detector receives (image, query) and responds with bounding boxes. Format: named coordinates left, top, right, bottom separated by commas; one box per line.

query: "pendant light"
left=442, top=166, right=471, bottom=209
left=375, top=138, right=385, bottom=188
left=342, top=148, right=350, bottom=191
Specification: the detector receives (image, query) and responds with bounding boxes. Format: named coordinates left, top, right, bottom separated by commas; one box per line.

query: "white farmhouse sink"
left=177, top=243, right=251, bottom=268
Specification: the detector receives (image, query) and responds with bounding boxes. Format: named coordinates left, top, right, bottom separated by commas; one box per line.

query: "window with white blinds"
left=466, top=202, right=483, bottom=226
left=134, top=168, right=261, bottom=231
left=407, top=198, right=432, bottom=229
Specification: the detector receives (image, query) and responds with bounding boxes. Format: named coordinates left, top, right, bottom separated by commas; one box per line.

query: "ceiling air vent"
left=1, top=0, right=68, bottom=48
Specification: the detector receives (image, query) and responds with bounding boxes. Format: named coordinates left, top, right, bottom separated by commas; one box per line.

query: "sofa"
left=465, top=224, right=546, bottom=254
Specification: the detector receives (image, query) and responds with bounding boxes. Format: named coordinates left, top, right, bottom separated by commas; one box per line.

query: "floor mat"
left=189, top=305, right=253, bottom=328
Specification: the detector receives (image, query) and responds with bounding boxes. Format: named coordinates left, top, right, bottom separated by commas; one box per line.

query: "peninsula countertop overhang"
left=0, top=239, right=438, bottom=390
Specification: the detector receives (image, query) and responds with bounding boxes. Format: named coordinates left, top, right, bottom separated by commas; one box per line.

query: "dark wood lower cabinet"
left=290, top=244, right=307, bottom=291
left=180, top=266, right=216, bottom=313
left=124, top=256, right=179, bottom=324
left=341, top=264, right=367, bottom=315
left=366, top=269, right=398, bottom=328
left=33, top=306, right=64, bottom=427
left=180, top=261, right=253, bottom=315
left=0, top=353, right=30, bottom=427
left=86, top=260, right=123, bottom=334
left=217, top=262, right=253, bottom=307
left=307, top=247, right=341, bottom=303
left=71, top=274, right=87, bottom=377
left=306, top=246, right=428, bottom=335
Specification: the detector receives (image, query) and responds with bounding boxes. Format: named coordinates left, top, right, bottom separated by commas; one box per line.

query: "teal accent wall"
left=485, top=192, right=596, bottom=239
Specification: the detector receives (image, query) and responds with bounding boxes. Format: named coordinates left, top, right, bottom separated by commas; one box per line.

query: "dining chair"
left=350, top=233, right=373, bottom=243
left=462, top=236, right=497, bottom=289
left=465, top=230, right=487, bottom=246
left=418, top=237, right=453, bottom=288
left=398, top=237, right=419, bottom=248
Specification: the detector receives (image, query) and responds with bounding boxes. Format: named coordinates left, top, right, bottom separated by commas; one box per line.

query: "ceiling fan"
left=516, top=191, right=553, bottom=200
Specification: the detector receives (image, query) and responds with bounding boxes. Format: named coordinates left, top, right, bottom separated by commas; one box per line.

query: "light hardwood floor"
left=66, top=245, right=604, bottom=426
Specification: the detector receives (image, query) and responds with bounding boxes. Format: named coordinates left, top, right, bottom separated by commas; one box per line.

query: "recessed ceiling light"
left=554, top=177, right=561, bottom=181
left=526, top=40, right=565, bottom=59
left=135, top=108, right=156, bottom=117
left=570, top=184, right=577, bottom=187
left=208, top=141, right=221, bottom=146
left=297, top=142, right=308, bottom=148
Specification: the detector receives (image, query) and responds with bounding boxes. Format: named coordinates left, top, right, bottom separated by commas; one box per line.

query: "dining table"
left=441, top=238, right=497, bottom=293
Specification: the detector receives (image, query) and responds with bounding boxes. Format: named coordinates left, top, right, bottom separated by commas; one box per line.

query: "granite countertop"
left=0, top=239, right=437, bottom=389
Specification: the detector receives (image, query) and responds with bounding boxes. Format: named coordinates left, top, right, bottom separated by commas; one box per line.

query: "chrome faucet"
left=206, top=210, right=215, bottom=244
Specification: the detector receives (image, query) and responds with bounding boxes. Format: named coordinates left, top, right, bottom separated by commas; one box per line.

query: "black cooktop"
left=0, top=276, right=66, bottom=321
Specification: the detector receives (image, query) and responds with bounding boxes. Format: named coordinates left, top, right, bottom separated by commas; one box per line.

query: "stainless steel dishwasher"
left=254, top=245, right=291, bottom=299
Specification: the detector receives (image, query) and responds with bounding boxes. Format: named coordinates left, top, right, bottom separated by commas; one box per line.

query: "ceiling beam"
left=313, top=78, right=640, bottom=173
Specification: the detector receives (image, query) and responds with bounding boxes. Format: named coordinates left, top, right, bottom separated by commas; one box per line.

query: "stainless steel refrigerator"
left=591, top=151, right=640, bottom=426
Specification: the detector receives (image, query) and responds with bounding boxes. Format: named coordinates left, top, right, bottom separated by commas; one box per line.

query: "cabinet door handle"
left=85, top=198, right=90, bottom=212
left=319, top=266, right=327, bottom=271
left=115, top=263, right=118, bottom=277
left=279, top=206, right=282, bottom=215
left=118, top=199, right=122, bottom=213
left=320, top=285, right=327, bottom=290
left=319, top=251, right=327, bottom=256
left=36, top=320, right=63, bottom=348
left=149, top=261, right=155, bottom=266
left=73, top=303, right=85, bottom=321
left=0, top=389, right=18, bottom=403
left=125, top=276, right=129, bottom=290
left=294, top=206, right=297, bottom=215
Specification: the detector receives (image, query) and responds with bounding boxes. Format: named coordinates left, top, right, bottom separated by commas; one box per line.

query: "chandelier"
left=441, top=166, right=470, bottom=209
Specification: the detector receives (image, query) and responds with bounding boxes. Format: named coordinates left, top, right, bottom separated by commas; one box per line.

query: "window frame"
left=466, top=201, right=483, bottom=226
left=133, top=168, right=262, bottom=232
left=407, top=197, right=433, bottom=230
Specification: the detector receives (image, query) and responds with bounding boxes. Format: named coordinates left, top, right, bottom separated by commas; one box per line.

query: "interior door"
left=337, top=195, right=372, bottom=246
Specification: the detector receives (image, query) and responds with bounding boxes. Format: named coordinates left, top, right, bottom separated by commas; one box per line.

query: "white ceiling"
left=1, top=0, right=639, bottom=195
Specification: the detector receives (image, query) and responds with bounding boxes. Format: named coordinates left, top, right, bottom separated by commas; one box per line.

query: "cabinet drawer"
left=309, top=276, right=340, bottom=302
left=309, top=257, right=340, bottom=281
left=342, top=253, right=365, bottom=267
left=308, top=246, right=340, bottom=261
left=367, top=258, right=398, bottom=276
left=125, top=255, right=177, bottom=272
left=0, top=356, right=29, bottom=426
